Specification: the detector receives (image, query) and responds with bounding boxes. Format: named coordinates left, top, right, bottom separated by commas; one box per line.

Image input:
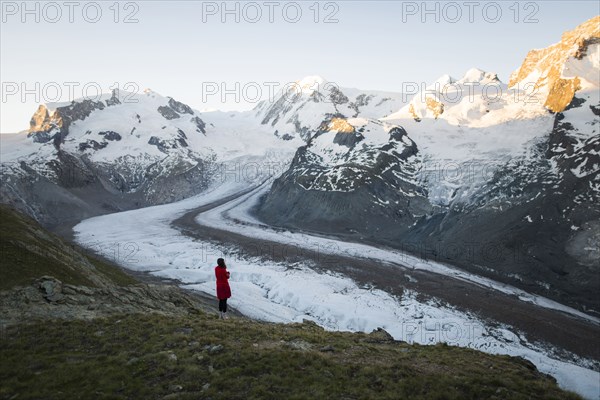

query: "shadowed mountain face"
left=257, top=116, right=431, bottom=241
left=402, top=97, right=600, bottom=313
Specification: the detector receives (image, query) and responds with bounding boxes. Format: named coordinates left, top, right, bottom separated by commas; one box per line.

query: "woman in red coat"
left=215, top=258, right=231, bottom=319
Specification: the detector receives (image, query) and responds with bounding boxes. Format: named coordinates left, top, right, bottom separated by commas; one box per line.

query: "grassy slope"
left=0, top=314, right=580, bottom=400
left=0, top=204, right=136, bottom=289
left=0, top=205, right=581, bottom=399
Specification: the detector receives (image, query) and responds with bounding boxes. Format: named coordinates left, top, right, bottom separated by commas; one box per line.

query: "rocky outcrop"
left=158, top=105, right=181, bottom=120
left=148, top=130, right=188, bottom=153
left=168, top=97, right=194, bottom=115
left=79, top=139, right=108, bottom=151
left=28, top=97, right=115, bottom=148
left=191, top=116, right=206, bottom=134
left=99, top=130, right=122, bottom=141
left=105, top=90, right=122, bottom=106
left=0, top=276, right=210, bottom=325
left=425, top=98, right=444, bottom=119
left=509, top=16, right=600, bottom=112
left=28, top=129, right=55, bottom=144
left=29, top=105, right=53, bottom=133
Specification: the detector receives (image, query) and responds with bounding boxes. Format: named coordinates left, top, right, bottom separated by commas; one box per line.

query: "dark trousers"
left=218, top=299, right=227, bottom=313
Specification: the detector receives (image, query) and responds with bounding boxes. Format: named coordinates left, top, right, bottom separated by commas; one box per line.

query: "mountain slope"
left=255, top=17, right=600, bottom=314
left=0, top=90, right=294, bottom=228
left=258, top=116, right=431, bottom=239
left=1, top=90, right=214, bottom=227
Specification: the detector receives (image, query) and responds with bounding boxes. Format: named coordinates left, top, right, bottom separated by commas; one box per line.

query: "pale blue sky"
left=1, top=1, right=598, bottom=132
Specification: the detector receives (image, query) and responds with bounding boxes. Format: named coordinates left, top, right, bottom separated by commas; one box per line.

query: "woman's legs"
left=217, top=299, right=229, bottom=319
left=218, top=299, right=227, bottom=312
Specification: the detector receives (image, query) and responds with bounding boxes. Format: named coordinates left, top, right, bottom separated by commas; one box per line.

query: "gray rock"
left=37, top=276, right=64, bottom=303
left=75, top=286, right=94, bottom=296
left=319, top=345, right=335, bottom=352
left=157, top=105, right=180, bottom=120
left=164, top=351, right=178, bottom=363
left=286, top=340, right=312, bottom=351
left=98, top=131, right=122, bottom=141
left=204, top=344, right=223, bottom=354
left=168, top=98, right=193, bottom=115
left=191, top=116, right=206, bottom=134
left=78, top=139, right=108, bottom=152
left=126, top=357, right=139, bottom=365
left=147, top=136, right=186, bottom=153
left=105, top=90, right=121, bottom=107
left=62, top=286, right=77, bottom=296
left=174, top=327, right=193, bottom=335
left=22, top=286, right=43, bottom=302
left=28, top=130, right=55, bottom=144
left=368, top=328, right=394, bottom=343
left=168, top=384, right=183, bottom=392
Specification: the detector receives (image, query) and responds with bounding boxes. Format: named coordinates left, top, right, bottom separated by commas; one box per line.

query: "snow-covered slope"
left=6, top=90, right=211, bottom=191
left=381, top=66, right=555, bottom=206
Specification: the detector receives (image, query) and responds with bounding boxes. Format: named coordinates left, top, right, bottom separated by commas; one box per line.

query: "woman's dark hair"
left=217, top=258, right=226, bottom=268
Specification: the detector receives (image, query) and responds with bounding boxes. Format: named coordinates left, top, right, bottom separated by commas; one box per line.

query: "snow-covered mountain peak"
left=293, top=75, right=329, bottom=94
left=426, top=68, right=501, bottom=91
left=386, top=67, right=511, bottom=124
left=427, top=74, right=456, bottom=90
left=22, top=88, right=214, bottom=166
left=458, top=68, right=501, bottom=84
left=509, top=15, right=600, bottom=112
left=254, top=77, right=410, bottom=142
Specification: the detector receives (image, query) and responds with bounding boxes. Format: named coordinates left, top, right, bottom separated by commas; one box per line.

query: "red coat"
left=215, top=266, right=231, bottom=299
